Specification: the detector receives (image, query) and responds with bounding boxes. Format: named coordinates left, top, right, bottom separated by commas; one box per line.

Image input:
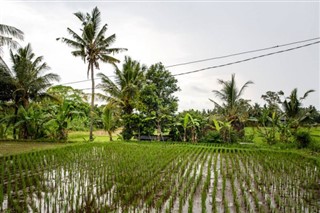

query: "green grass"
left=0, top=130, right=113, bottom=157
left=0, top=141, right=68, bottom=156
left=245, top=126, right=320, bottom=144
left=68, top=130, right=111, bottom=142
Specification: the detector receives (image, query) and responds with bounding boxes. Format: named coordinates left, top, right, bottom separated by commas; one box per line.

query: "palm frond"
left=94, top=24, right=108, bottom=43
left=238, top=80, right=254, bottom=98
left=74, top=11, right=86, bottom=23
left=300, top=89, right=315, bottom=100
left=57, top=37, right=84, bottom=52
left=0, top=36, right=20, bottom=49
left=91, top=6, right=101, bottom=32
left=0, top=24, right=24, bottom=40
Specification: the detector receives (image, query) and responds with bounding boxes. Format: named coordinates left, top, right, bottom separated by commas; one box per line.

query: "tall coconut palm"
left=210, top=74, right=253, bottom=137
left=282, top=88, right=315, bottom=119
left=57, top=7, right=127, bottom=141
left=0, top=43, right=60, bottom=138
left=98, top=56, right=146, bottom=140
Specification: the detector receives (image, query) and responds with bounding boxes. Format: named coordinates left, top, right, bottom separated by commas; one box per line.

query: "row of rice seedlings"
left=142, top=146, right=198, bottom=211
left=235, top=150, right=260, bottom=212
left=166, top=148, right=210, bottom=212
left=145, top=152, right=189, bottom=212
left=178, top=147, right=207, bottom=212
left=253, top=150, right=319, bottom=212
left=237, top=149, right=319, bottom=212
left=107, top=144, right=186, bottom=211
left=226, top=150, right=240, bottom=213
left=164, top=147, right=203, bottom=212
left=0, top=150, right=52, bottom=211
left=165, top=149, right=195, bottom=212
left=188, top=149, right=211, bottom=213
left=200, top=151, right=213, bottom=213
left=215, top=149, right=225, bottom=213
left=211, top=151, right=219, bottom=213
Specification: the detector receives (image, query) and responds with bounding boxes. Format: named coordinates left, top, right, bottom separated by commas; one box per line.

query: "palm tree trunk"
left=13, top=105, right=18, bottom=140
left=90, top=63, right=94, bottom=141
left=108, top=130, right=113, bottom=141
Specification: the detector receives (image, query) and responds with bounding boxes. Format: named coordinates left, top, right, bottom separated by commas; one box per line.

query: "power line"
left=61, top=79, right=97, bottom=86
left=70, top=40, right=319, bottom=91
left=61, top=75, right=115, bottom=86
left=58, top=37, right=320, bottom=86
left=165, top=37, right=320, bottom=68
left=172, top=41, right=320, bottom=77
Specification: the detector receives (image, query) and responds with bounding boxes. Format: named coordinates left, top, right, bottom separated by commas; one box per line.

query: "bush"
left=295, top=130, right=312, bottom=148
left=200, top=131, right=222, bottom=143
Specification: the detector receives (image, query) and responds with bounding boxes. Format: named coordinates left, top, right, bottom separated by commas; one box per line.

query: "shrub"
left=295, top=130, right=312, bottom=148
left=200, top=131, right=222, bottom=143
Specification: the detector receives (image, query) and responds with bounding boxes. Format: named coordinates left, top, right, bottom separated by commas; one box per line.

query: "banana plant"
left=12, top=105, right=51, bottom=139
left=256, top=109, right=281, bottom=144
left=212, top=117, right=233, bottom=143
left=102, top=103, right=120, bottom=141
left=46, top=100, right=84, bottom=140
left=182, top=113, right=200, bottom=142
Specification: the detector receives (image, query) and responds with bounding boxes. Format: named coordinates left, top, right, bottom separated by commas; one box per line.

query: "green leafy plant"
left=295, top=130, right=312, bottom=148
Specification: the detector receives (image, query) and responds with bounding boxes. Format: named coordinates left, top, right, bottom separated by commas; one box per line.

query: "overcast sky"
left=1, top=1, right=319, bottom=111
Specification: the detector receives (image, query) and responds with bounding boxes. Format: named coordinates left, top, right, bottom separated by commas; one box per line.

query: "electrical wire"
left=172, top=41, right=320, bottom=77
left=73, top=40, right=319, bottom=90
left=165, top=37, right=320, bottom=68
left=58, top=37, right=320, bottom=86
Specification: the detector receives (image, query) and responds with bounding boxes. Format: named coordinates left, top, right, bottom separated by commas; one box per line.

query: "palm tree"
left=0, top=24, right=24, bottom=98
left=0, top=24, right=24, bottom=58
left=57, top=7, right=127, bottom=141
left=0, top=43, right=60, bottom=138
left=210, top=73, right=253, bottom=137
left=282, top=88, right=315, bottom=119
left=8, top=44, right=60, bottom=107
left=98, top=56, right=146, bottom=140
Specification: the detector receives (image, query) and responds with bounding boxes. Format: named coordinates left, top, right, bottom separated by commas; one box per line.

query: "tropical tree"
left=46, top=100, right=84, bottom=140
left=0, top=44, right=60, bottom=138
left=98, top=56, right=146, bottom=140
left=282, top=88, right=315, bottom=120
left=0, top=24, right=24, bottom=68
left=0, top=24, right=24, bottom=51
left=46, top=85, right=91, bottom=131
left=0, top=24, right=24, bottom=101
left=139, top=62, right=179, bottom=140
left=8, top=44, right=60, bottom=107
left=210, top=74, right=253, bottom=138
left=102, top=103, right=120, bottom=141
left=211, top=74, right=253, bottom=116
left=261, top=90, right=283, bottom=113
left=57, top=6, right=127, bottom=141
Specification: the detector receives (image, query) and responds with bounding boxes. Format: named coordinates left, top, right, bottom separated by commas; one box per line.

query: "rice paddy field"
left=0, top=142, right=319, bottom=212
